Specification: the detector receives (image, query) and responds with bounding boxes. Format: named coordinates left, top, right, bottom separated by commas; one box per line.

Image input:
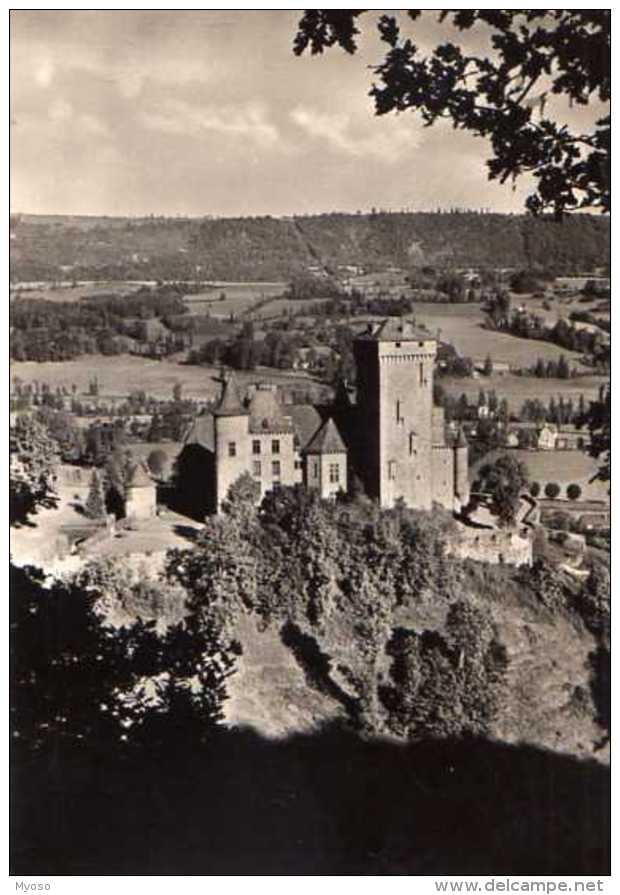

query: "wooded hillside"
left=10, top=210, right=609, bottom=283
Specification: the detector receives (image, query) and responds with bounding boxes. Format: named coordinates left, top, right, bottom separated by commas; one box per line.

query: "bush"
left=547, top=512, right=571, bottom=532
left=530, top=482, right=541, bottom=497
left=566, top=483, right=582, bottom=501
left=544, top=482, right=561, bottom=499
left=147, top=449, right=169, bottom=476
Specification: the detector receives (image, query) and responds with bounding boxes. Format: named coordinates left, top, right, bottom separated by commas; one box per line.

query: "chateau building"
left=178, top=317, right=469, bottom=515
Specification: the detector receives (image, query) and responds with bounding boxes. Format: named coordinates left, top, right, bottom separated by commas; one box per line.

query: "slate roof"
left=356, top=317, right=433, bottom=342
left=213, top=372, right=248, bottom=417
left=248, top=387, right=295, bottom=434
left=305, top=417, right=347, bottom=455
left=182, top=413, right=215, bottom=452
left=126, top=463, right=154, bottom=489
left=288, top=404, right=325, bottom=450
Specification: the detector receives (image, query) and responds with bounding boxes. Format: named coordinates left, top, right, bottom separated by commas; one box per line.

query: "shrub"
left=544, top=482, right=561, bottom=499
left=147, top=448, right=169, bottom=476
left=530, top=482, right=541, bottom=497
left=566, top=483, right=582, bottom=501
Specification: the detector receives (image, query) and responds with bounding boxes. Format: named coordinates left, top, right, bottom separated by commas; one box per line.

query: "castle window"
left=329, top=463, right=340, bottom=484
left=252, top=439, right=261, bottom=455
left=419, top=363, right=424, bottom=386
left=388, top=460, right=397, bottom=481
left=272, top=460, right=281, bottom=478
left=252, top=461, right=261, bottom=478
left=228, top=441, right=236, bottom=457
left=272, top=439, right=280, bottom=454
left=395, top=341, right=401, bottom=348
left=313, top=462, right=319, bottom=479
left=409, top=433, right=417, bottom=456
left=294, top=459, right=303, bottom=470
left=396, top=400, right=402, bottom=423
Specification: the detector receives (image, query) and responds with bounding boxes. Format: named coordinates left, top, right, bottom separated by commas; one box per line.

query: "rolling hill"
left=10, top=210, right=609, bottom=283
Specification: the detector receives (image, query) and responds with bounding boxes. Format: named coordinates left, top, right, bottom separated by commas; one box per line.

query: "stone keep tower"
left=213, top=371, right=250, bottom=511
left=354, top=318, right=437, bottom=510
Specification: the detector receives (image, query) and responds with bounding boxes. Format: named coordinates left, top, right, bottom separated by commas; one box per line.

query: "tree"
left=544, top=482, right=561, bottom=499
left=10, top=415, right=58, bottom=525
left=586, top=383, right=610, bottom=483
left=498, top=398, right=509, bottom=425
left=510, top=270, right=542, bottom=294
left=11, top=560, right=240, bottom=755
left=84, top=470, right=106, bottom=520
left=475, top=454, right=529, bottom=527
left=294, top=11, right=610, bottom=215
left=566, top=483, right=582, bottom=501
left=172, top=381, right=183, bottom=403
left=104, top=450, right=135, bottom=516
left=147, top=448, right=169, bottom=477
left=221, top=472, right=261, bottom=518
left=483, top=354, right=493, bottom=377
left=383, top=601, right=509, bottom=740
left=557, top=354, right=570, bottom=380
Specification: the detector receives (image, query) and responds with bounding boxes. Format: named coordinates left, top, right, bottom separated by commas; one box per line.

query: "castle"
left=178, top=317, right=469, bottom=516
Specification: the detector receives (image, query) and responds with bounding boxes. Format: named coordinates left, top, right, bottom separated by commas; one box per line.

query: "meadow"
left=472, top=448, right=607, bottom=502
left=409, top=302, right=587, bottom=367
left=249, top=296, right=330, bottom=319
left=440, top=372, right=607, bottom=415
left=182, top=282, right=286, bottom=317
left=11, top=355, right=320, bottom=402
left=10, top=281, right=146, bottom=303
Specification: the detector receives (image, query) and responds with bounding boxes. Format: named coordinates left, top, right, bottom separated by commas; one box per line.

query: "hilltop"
left=10, top=210, right=609, bottom=283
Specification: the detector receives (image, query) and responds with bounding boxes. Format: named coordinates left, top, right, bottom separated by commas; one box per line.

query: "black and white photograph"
left=9, top=8, right=611, bottom=882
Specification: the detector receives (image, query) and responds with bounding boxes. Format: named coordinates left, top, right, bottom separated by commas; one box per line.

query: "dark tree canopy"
left=10, top=415, right=58, bottom=525
left=475, top=454, right=529, bottom=527
left=294, top=10, right=610, bottom=216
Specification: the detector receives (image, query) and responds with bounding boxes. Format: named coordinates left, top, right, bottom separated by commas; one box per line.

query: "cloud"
left=142, top=99, right=280, bottom=148
left=34, top=58, right=54, bottom=88
left=79, top=114, right=110, bottom=137
left=48, top=98, right=73, bottom=122
left=290, top=105, right=420, bottom=163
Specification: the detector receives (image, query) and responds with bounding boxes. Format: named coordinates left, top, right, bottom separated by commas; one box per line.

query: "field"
left=249, top=296, right=330, bottom=320
left=408, top=302, right=587, bottom=367
left=182, top=282, right=286, bottom=317
left=10, top=281, right=146, bottom=303
left=440, top=372, right=607, bottom=415
left=11, top=355, right=322, bottom=401
left=472, top=448, right=608, bottom=501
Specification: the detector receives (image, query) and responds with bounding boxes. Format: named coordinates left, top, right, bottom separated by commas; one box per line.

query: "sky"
left=9, top=10, right=602, bottom=218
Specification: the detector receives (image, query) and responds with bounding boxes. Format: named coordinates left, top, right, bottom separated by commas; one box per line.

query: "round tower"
left=212, top=371, right=250, bottom=511
left=453, top=425, right=470, bottom=511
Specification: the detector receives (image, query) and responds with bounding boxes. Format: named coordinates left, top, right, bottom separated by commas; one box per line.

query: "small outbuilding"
left=125, top=463, right=157, bottom=520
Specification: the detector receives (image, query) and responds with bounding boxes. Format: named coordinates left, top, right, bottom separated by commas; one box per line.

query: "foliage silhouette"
left=294, top=10, right=610, bottom=216
left=12, top=722, right=609, bottom=875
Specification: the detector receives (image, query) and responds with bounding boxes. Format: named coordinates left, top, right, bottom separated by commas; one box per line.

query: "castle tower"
left=213, top=371, right=250, bottom=511
left=353, top=318, right=437, bottom=509
left=453, top=425, right=470, bottom=510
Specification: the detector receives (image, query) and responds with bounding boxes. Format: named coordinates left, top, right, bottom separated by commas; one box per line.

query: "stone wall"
left=446, top=526, right=532, bottom=566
